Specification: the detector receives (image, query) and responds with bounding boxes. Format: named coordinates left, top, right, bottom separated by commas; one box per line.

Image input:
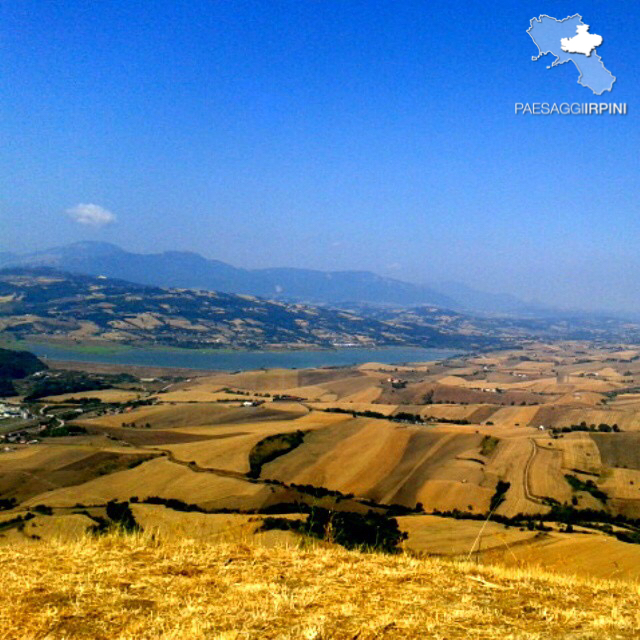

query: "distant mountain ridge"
left=0, top=242, right=532, bottom=313
left=0, top=267, right=500, bottom=350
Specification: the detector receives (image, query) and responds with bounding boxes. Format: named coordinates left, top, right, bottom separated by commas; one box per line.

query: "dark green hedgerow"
left=247, top=430, right=308, bottom=478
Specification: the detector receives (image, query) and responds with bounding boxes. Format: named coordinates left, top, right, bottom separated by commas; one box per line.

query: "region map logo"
left=528, top=14, right=615, bottom=95
left=516, top=14, right=625, bottom=116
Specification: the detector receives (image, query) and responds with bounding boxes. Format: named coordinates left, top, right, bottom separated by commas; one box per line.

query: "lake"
left=20, top=344, right=460, bottom=372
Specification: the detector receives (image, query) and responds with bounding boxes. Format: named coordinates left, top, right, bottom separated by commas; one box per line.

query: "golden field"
left=6, top=341, right=640, bottom=588
left=1, top=531, right=639, bottom=639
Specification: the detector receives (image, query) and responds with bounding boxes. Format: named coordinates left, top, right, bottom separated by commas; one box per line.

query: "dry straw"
left=0, top=530, right=638, bottom=638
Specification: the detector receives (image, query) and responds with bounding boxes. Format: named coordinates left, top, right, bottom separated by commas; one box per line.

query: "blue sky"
left=1, top=1, right=639, bottom=310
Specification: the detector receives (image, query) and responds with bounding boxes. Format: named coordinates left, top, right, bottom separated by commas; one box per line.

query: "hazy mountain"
left=434, top=281, right=535, bottom=314
left=253, top=267, right=456, bottom=307
left=3, top=242, right=458, bottom=308
left=4, top=242, right=266, bottom=293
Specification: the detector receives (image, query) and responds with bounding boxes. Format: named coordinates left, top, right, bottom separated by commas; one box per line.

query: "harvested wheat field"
left=1, top=532, right=639, bottom=639
left=129, top=503, right=302, bottom=543
left=261, top=421, right=496, bottom=511
left=0, top=445, right=156, bottom=503
left=21, top=457, right=271, bottom=511
left=398, top=514, right=536, bottom=554
left=160, top=411, right=348, bottom=474
left=83, top=401, right=306, bottom=429
left=181, top=369, right=381, bottom=402
left=41, top=388, right=145, bottom=403
left=483, top=533, right=640, bottom=582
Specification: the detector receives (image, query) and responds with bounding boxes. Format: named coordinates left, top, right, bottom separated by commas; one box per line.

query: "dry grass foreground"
left=1, top=533, right=639, bottom=639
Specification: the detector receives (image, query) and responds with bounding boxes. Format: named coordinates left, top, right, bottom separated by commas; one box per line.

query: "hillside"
left=0, top=268, right=500, bottom=350
left=0, top=347, right=47, bottom=395
left=0, top=347, right=46, bottom=378
left=366, top=305, right=640, bottom=344
left=2, top=532, right=637, bottom=639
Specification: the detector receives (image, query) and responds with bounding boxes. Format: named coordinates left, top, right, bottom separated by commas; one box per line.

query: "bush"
left=0, top=512, right=34, bottom=532
left=0, top=498, right=17, bottom=511
left=480, top=435, right=499, bottom=456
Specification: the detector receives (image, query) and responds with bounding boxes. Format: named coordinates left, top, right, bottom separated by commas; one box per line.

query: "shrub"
left=480, top=436, right=499, bottom=456
left=489, top=480, right=511, bottom=512
left=104, top=500, right=141, bottom=532
left=31, top=505, right=53, bottom=516
left=142, top=496, right=206, bottom=513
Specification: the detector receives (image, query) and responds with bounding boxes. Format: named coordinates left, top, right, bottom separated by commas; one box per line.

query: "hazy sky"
left=2, top=1, right=639, bottom=311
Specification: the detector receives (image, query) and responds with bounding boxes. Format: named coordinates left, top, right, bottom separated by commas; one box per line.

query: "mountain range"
left=0, top=242, right=531, bottom=314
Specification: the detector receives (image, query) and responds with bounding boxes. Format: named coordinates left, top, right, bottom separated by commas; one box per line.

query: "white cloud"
left=66, top=203, right=116, bottom=227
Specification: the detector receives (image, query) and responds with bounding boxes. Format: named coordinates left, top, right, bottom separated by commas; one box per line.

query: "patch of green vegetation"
left=480, top=435, right=499, bottom=457
left=0, top=513, right=34, bottom=533
left=260, top=507, right=408, bottom=553
left=0, top=498, right=17, bottom=511
left=564, top=474, right=608, bottom=504
left=140, top=496, right=207, bottom=513
left=247, top=430, right=308, bottom=479
left=289, top=483, right=354, bottom=501
left=39, top=424, right=88, bottom=438
left=0, top=378, right=16, bottom=396
left=12, top=340, right=132, bottom=355
left=24, top=375, right=109, bottom=401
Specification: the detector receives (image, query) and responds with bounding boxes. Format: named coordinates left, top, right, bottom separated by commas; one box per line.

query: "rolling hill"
left=0, top=268, right=500, bottom=350
left=5, top=342, right=640, bottom=592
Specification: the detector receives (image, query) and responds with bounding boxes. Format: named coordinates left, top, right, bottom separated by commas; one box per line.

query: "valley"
left=4, top=341, right=640, bottom=582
